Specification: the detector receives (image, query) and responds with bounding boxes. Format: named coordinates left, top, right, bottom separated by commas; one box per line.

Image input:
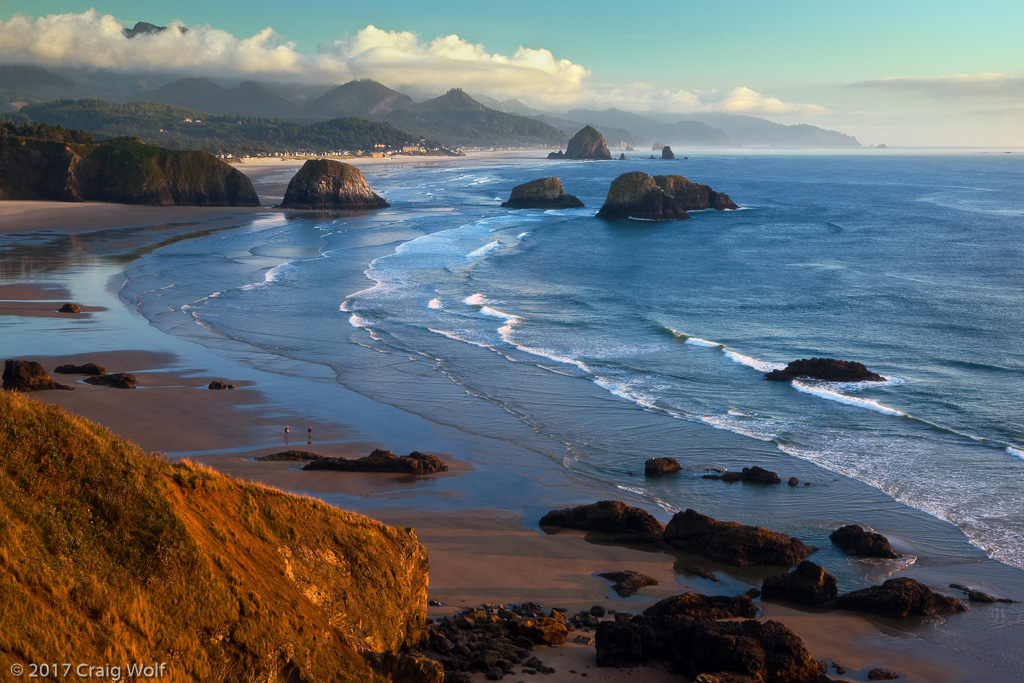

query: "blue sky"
left=2, top=1, right=1022, bottom=145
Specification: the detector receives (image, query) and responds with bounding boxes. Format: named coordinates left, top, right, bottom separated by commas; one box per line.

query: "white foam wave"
left=240, top=262, right=293, bottom=291
left=698, top=414, right=778, bottom=442
left=427, top=327, right=498, bottom=352
left=592, top=376, right=660, bottom=411
left=466, top=240, right=501, bottom=260
left=480, top=305, right=519, bottom=323
left=517, top=232, right=530, bottom=240
left=348, top=313, right=371, bottom=329
left=686, top=336, right=720, bottom=348
left=792, top=380, right=905, bottom=416
left=724, top=350, right=785, bottom=373
left=505, top=341, right=591, bottom=374
left=1007, top=446, right=1024, bottom=460
left=428, top=297, right=443, bottom=310
left=464, top=293, right=488, bottom=307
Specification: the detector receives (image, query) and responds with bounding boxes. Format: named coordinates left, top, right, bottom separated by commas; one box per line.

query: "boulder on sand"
left=303, top=448, right=447, bottom=475
left=540, top=500, right=664, bottom=543
left=54, top=363, right=106, bottom=375
left=761, top=561, right=838, bottom=606
left=836, top=577, right=967, bottom=618
left=3, top=359, right=74, bottom=391
left=663, top=508, right=815, bottom=566
left=84, top=372, right=137, bottom=389
left=501, top=177, right=583, bottom=209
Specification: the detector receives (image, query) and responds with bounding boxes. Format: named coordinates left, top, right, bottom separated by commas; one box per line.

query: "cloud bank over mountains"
left=0, top=10, right=826, bottom=116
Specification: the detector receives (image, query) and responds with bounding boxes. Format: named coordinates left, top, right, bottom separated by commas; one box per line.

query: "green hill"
left=0, top=390, right=429, bottom=681
left=142, top=78, right=303, bottom=119
left=306, top=79, right=413, bottom=118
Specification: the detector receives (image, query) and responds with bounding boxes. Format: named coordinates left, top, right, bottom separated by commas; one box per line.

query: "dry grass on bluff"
left=0, top=391, right=428, bottom=682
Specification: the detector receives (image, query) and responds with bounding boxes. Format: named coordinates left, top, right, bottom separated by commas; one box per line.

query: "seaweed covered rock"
left=761, top=561, right=838, bottom=606
left=830, top=524, right=899, bottom=558
left=836, top=577, right=967, bottom=618
left=596, top=172, right=738, bottom=220
left=3, top=359, right=74, bottom=391
left=501, top=177, right=583, bottom=209
left=563, top=125, right=612, bottom=160
left=765, top=358, right=885, bottom=382
left=539, top=500, right=664, bottom=543
left=303, top=448, right=447, bottom=474
left=280, top=159, right=389, bottom=211
left=664, top=508, right=814, bottom=566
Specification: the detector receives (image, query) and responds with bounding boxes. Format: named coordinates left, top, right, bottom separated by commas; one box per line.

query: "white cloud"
left=0, top=11, right=829, bottom=116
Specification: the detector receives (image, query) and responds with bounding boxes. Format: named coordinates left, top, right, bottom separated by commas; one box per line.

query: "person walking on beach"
left=307, top=425, right=312, bottom=444
left=284, top=425, right=290, bottom=445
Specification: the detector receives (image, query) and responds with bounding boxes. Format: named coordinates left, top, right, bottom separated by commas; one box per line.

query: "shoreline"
left=3, top=162, right=1023, bottom=681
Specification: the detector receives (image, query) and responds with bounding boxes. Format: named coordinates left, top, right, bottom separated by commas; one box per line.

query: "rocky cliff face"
left=0, top=126, right=259, bottom=206
left=280, top=159, right=390, bottom=211
left=597, top=172, right=738, bottom=220
left=0, top=391, right=428, bottom=681
left=501, top=177, right=584, bottom=209
left=561, top=125, right=611, bottom=160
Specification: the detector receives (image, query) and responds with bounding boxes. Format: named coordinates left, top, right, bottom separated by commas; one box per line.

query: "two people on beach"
left=284, top=425, right=313, bottom=445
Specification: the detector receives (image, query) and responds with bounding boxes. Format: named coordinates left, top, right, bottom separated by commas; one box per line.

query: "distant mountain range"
left=0, top=64, right=861, bottom=149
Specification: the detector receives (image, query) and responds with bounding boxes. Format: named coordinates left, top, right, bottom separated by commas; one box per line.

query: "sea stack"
left=557, top=125, right=612, bottom=160
left=279, top=159, right=389, bottom=211
left=661, top=145, right=676, bottom=160
left=596, top=172, right=739, bottom=220
left=501, top=177, right=584, bottom=209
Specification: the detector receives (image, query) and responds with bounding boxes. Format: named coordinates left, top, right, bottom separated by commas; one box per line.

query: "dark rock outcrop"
left=3, top=359, right=74, bottom=391
left=53, top=363, right=106, bottom=375
left=595, top=613, right=828, bottom=682
left=618, top=152, right=626, bottom=160
left=829, top=524, right=899, bottom=559
left=562, top=125, right=611, bottom=160
left=761, top=561, right=838, bottom=606
left=661, top=146, right=675, bottom=160
left=84, top=372, right=137, bottom=389
left=596, top=172, right=738, bottom=220
left=704, top=465, right=781, bottom=484
left=500, top=177, right=583, bottom=209
left=949, top=583, right=1019, bottom=603
left=678, top=564, right=720, bottom=582
left=644, top=457, right=682, bottom=477
left=57, top=303, right=81, bottom=313
left=765, top=358, right=885, bottom=382
left=280, top=159, right=389, bottom=211
left=643, top=593, right=756, bottom=621
left=257, top=451, right=328, bottom=462
left=664, top=508, right=815, bottom=566
left=868, top=669, right=901, bottom=680
left=0, top=125, right=259, bottom=206
left=303, top=448, right=447, bottom=474
left=546, top=150, right=564, bottom=159
left=539, top=500, right=664, bottom=543
left=207, top=380, right=236, bottom=390
left=598, top=570, right=658, bottom=597
left=836, top=577, right=967, bottom=618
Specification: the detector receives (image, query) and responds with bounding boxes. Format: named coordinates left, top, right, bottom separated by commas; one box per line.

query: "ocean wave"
left=504, top=340, right=591, bottom=374
left=240, top=262, right=294, bottom=291
left=723, top=349, right=786, bottom=373
left=464, top=292, right=488, bottom=307
left=792, top=380, right=905, bottom=416
left=428, top=327, right=499, bottom=352
left=686, top=336, right=720, bottom=348
left=1007, top=446, right=1024, bottom=460
left=698, top=413, right=779, bottom=442
left=466, top=240, right=501, bottom=260
left=428, top=297, right=443, bottom=310
left=517, top=232, right=530, bottom=240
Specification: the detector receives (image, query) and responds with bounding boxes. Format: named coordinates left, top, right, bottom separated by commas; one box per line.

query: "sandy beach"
left=3, top=160, right=1022, bottom=682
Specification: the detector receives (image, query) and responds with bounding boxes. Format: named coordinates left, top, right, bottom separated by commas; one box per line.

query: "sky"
left=1, top=1, right=1022, bottom=146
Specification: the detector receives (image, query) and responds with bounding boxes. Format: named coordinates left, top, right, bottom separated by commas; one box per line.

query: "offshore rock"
left=661, top=145, right=676, bottom=159
left=704, top=465, right=782, bottom=484
left=303, top=448, right=447, bottom=474
left=539, top=500, right=664, bottom=543
left=644, top=457, right=682, bottom=477
left=501, top=177, right=583, bottom=209
left=618, top=152, right=627, bottom=160
left=563, top=125, right=611, bottom=159
left=836, top=577, right=967, bottom=618
left=3, top=359, right=74, bottom=391
left=761, top=561, right=838, bottom=606
left=829, top=524, right=899, bottom=558
left=280, top=159, right=389, bottom=211
left=765, top=358, right=885, bottom=382
left=664, top=508, right=815, bottom=566
left=596, top=172, right=738, bottom=220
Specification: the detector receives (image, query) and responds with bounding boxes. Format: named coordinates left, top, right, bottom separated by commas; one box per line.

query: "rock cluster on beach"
left=547, top=125, right=612, bottom=160
left=664, top=508, right=815, bottom=566
left=500, top=177, right=584, bottom=209
left=765, top=357, right=885, bottom=382
left=301, top=448, right=448, bottom=474
left=2, top=359, right=73, bottom=391
left=704, top=464, right=782, bottom=484
left=596, top=172, right=738, bottom=220
left=539, top=499, right=665, bottom=544
left=279, top=159, right=390, bottom=211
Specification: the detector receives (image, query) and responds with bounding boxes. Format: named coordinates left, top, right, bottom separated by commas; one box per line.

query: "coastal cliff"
left=0, top=122, right=259, bottom=206
left=0, top=391, right=428, bottom=681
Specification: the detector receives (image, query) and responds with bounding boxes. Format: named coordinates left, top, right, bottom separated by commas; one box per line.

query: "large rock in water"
left=501, top=177, right=584, bottom=209
left=830, top=524, right=899, bottom=558
left=596, top=172, right=738, bottom=220
left=563, top=125, right=612, bottom=160
left=765, top=358, right=885, bottom=382
left=836, top=577, right=967, bottom=618
left=280, top=159, right=390, bottom=211
left=664, top=508, right=815, bottom=566
left=761, top=561, right=838, bottom=606
left=661, top=145, right=676, bottom=159
left=3, top=360, right=74, bottom=391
